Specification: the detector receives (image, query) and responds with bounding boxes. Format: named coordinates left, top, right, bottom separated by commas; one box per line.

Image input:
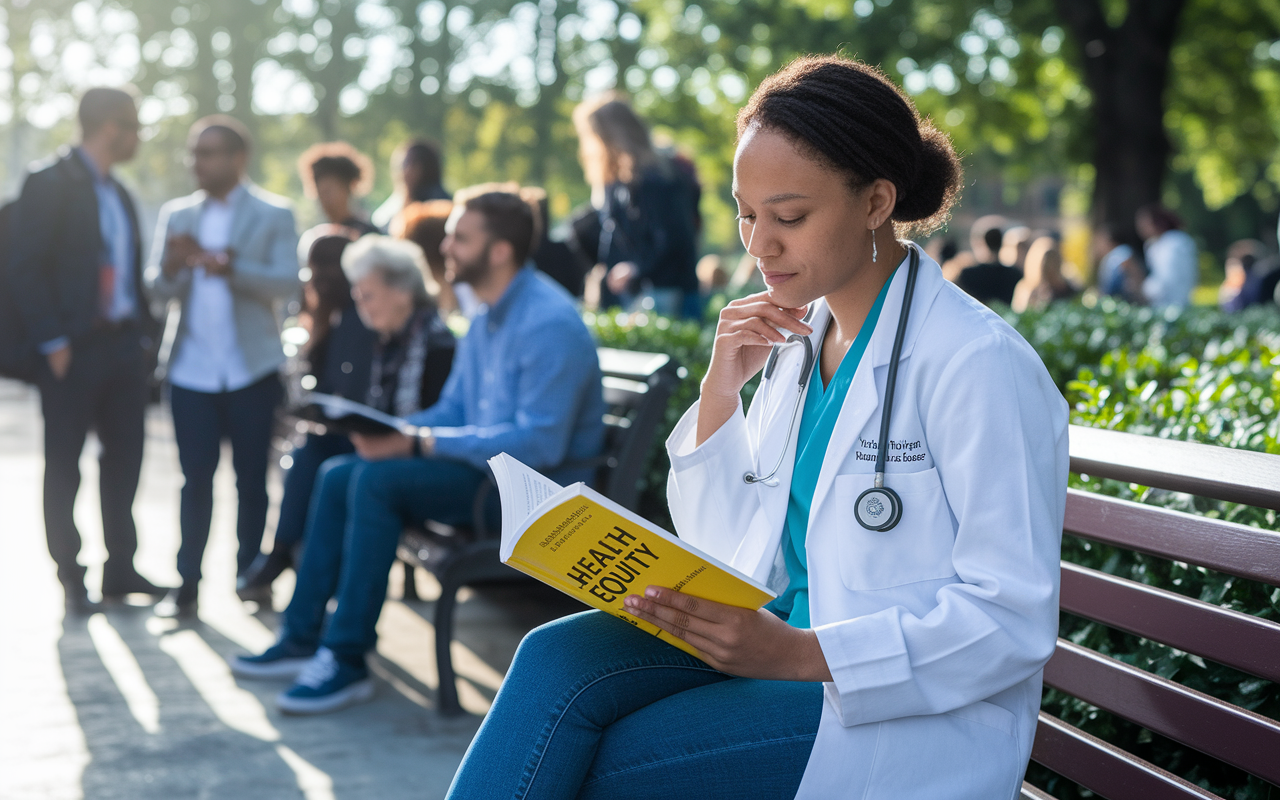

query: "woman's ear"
left=865, top=178, right=899, bottom=230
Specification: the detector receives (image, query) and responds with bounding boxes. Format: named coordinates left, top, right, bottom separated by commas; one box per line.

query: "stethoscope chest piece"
left=855, top=485, right=902, bottom=531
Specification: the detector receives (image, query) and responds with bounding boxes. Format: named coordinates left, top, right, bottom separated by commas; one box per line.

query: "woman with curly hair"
left=298, top=141, right=379, bottom=236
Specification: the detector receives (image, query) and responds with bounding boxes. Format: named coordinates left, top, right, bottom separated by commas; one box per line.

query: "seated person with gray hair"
left=231, top=188, right=606, bottom=715
left=236, top=230, right=452, bottom=601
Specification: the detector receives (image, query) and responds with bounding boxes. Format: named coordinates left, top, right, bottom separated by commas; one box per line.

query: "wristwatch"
left=410, top=427, right=433, bottom=457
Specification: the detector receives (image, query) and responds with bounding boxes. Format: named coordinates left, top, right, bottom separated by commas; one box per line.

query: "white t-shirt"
left=168, top=186, right=255, bottom=393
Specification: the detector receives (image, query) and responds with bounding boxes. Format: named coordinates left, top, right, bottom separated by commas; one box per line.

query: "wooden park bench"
left=1022, top=425, right=1280, bottom=799
left=397, top=346, right=682, bottom=715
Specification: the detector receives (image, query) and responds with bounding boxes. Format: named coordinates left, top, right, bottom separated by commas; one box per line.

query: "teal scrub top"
left=767, top=272, right=895, bottom=629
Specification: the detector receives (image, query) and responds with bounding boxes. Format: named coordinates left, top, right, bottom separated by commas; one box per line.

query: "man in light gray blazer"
left=145, top=115, right=300, bottom=617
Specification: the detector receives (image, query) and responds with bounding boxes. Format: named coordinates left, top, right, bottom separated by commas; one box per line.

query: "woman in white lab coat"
left=445, top=55, right=1068, bottom=800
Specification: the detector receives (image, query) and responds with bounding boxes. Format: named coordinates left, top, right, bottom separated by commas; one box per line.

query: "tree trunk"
left=1054, top=0, right=1187, bottom=239
left=529, top=0, right=572, bottom=186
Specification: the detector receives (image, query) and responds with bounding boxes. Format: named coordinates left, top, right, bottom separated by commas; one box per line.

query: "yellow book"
left=489, top=453, right=775, bottom=657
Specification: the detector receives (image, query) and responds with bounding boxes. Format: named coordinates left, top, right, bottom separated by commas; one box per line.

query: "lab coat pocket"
left=831, top=469, right=957, bottom=591
left=863, top=704, right=1021, bottom=800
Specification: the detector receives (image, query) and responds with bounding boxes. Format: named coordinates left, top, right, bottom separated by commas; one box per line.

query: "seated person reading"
left=440, top=57, right=1067, bottom=800
left=237, top=230, right=453, bottom=600
left=231, top=189, right=607, bottom=716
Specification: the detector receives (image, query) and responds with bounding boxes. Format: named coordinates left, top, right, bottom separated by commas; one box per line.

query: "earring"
left=871, top=228, right=878, bottom=263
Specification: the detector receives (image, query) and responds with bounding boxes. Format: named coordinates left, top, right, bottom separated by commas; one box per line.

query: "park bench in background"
left=1022, top=426, right=1280, bottom=799
left=397, top=347, right=681, bottom=715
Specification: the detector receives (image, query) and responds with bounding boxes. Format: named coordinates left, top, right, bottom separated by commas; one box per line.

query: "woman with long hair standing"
left=574, top=94, right=702, bottom=318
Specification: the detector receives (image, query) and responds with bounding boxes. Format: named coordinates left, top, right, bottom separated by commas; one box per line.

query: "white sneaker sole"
left=276, top=677, right=375, bottom=715
left=230, top=656, right=314, bottom=680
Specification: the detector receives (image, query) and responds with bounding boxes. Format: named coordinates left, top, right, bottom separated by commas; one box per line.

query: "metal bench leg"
left=434, top=578, right=462, bottom=716
left=401, top=560, right=419, bottom=601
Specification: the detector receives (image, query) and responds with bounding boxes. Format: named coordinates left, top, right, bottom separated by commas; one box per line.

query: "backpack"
left=0, top=199, right=39, bottom=382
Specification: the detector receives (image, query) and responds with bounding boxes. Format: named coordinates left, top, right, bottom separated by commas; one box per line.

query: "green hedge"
left=589, top=297, right=1280, bottom=799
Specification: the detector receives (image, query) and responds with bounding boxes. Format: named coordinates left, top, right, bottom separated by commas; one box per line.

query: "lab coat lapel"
left=808, top=250, right=939, bottom=519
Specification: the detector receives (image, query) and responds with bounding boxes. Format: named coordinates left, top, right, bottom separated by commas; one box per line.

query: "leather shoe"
left=65, top=585, right=102, bottom=616
left=102, top=573, right=170, bottom=602
left=236, top=548, right=293, bottom=602
left=154, top=585, right=198, bottom=619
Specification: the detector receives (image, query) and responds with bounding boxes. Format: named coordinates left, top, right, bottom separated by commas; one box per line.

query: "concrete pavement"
left=0, top=378, right=583, bottom=799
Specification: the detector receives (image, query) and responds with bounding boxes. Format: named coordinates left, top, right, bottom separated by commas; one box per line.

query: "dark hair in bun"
left=737, top=54, right=963, bottom=236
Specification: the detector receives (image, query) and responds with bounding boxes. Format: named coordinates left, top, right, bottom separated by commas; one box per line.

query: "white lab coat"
left=665, top=249, right=1069, bottom=800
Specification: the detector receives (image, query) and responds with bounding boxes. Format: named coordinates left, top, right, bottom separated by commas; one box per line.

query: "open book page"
left=487, top=454, right=774, bottom=658
left=489, top=453, right=563, bottom=560
left=305, top=392, right=412, bottom=434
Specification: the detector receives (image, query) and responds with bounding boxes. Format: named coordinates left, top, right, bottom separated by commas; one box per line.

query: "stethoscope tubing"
left=872, top=246, right=920, bottom=487
left=743, top=243, right=921, bottom=494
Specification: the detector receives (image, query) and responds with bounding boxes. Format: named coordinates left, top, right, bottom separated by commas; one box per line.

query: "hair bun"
left=891, top=124, right=961, bottom=234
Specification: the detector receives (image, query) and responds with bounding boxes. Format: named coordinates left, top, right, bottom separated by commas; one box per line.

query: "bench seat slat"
left=1068, top=425, right=1280, bottom=511
left=1060, top=562, right=1280, bottom=683
left=1043, top=640, right=1280, bottom=784
left=1020, top=783, right=1055, bottom=800
left=1031, top=712, right=1222, bottom=800
left=1064, top=490, right=1280, bottom=586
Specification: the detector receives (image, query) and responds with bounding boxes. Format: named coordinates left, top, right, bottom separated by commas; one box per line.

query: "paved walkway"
left=0, top=378, right=582, bottom=799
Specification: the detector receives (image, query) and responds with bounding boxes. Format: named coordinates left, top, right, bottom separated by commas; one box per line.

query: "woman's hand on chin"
left=623, top=586, right=833, bottom=682
left=696, top=293, right=811, bottom=446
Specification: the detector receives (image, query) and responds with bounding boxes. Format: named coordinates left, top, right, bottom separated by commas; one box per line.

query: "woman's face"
left=732, top=125, right=880, bottom=310
left=316, top=175, right=353, bottom=222
left=351, top=271, right=414, bottom=336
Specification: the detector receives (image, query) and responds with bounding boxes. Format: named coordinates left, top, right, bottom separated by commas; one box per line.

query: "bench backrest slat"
left=1064, top=490, right=1280, bottom=586
left=595, top=348, right=681, bottom=513
left=1060, top=562, right=1280, bottom=683
left=1069, top=426, right=1280, bottom=511
left=1031, top=712, right=1222, bottom=800
left=1043, top=641, right=1280, bottom=785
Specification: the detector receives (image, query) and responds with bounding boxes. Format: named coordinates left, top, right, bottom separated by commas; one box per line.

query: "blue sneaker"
left=230, top=638, right=316, bottom=680
left=276, top=648, right=374, bottom=715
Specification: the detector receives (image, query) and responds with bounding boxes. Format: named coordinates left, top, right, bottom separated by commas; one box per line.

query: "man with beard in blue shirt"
left=232, top=188, right=607, bottom=714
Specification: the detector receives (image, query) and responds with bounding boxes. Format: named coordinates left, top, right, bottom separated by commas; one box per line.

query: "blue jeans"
left=281, top=454, right=487, bottom=663
left=170, top=374, right=283, bottom=584
left=272, top=433, right=354, bottom=551
left=446, top=611, right=823, bottom=800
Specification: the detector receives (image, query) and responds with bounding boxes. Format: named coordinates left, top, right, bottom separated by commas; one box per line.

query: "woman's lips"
left=762, top=271, right=794, bottom=286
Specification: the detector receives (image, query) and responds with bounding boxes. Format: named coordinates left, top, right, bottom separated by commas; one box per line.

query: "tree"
left=1054, top=0, right=1186, bottom=233
left=626, top=0, right=1280, bottom=242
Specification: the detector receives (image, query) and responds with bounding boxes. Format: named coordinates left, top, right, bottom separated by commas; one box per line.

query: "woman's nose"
left=742, top=222, right=779, bottom=260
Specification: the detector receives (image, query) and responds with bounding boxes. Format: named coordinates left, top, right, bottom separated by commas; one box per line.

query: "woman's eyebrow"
left=762, top=192, right=810, bottom=204
left=730, top=190, right=811, bottom=204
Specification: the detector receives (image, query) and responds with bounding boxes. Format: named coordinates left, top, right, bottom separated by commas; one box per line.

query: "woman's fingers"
left=624, top=588, right=733, bottom=634
left=718, top=316, right=790, bottom=346
left=720, top=298, right=812, bottom=335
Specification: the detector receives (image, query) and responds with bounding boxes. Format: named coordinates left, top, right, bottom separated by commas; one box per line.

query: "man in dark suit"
left=6, top=87, right=167, bottom=613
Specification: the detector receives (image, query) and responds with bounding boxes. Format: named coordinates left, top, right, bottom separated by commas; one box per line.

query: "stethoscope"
left=743, top=243, right=921, bottom=532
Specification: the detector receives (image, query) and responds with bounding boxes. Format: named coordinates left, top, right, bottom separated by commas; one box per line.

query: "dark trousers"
left=271, top=432, right=355, bottom=551
left=37, top=326, right=150, bottom=589
left=170, top=374, right=282, bottom=586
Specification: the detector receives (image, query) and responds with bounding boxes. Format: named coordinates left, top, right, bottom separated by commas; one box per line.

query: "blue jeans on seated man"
left=280, top=453, right=488, bottom=667
left=445, top=611, right=823, bottom=800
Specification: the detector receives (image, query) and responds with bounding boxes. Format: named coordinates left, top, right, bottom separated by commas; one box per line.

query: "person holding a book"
left=230, top=188, right=606, bottom=715
left=445, top=56, right=1068, bottom=800
left=239, top=233, right=454, bottom=604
